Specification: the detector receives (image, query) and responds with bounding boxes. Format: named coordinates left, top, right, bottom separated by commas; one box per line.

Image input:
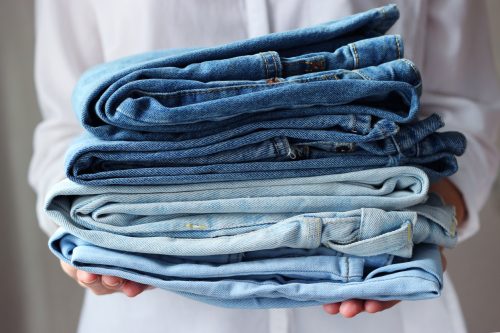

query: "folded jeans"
left=49, top=230, right=444, bottom=309
left=45, top=167, right=456, bottom=257
left=73, top=5, right=403, bottom=140
left=66, top=112, right=465, bottom=185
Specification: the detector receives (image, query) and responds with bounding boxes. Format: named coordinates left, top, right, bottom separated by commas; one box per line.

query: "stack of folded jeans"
left=46, top=4, right=466, bottom=308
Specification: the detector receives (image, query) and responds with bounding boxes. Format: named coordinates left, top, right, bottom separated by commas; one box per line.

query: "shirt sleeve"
left=420, top=0, right=500, bottom=241
left=28, top=0, right=104, bottom=236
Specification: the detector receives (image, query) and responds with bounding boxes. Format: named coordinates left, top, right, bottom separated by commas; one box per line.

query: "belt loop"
left=260, top=51, right=282, bottom=80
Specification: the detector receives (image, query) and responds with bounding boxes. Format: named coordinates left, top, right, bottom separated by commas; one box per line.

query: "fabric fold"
left=49, top=230, right=442, bottom=308
left=45, top=167, right=455, bottom=257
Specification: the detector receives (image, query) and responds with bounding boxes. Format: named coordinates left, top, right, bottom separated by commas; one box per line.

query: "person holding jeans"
left=29, top=1, right=499, bottom=332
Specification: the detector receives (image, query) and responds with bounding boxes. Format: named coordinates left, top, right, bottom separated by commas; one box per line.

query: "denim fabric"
left=65, top=3, right=466, bottom=185
left=86, top=54, right=421, bottom=136
left=93, top=37, right=414, bottom=140
left=45, top=167, right=456, bottom=257
left=49, top=230, right=443, bottom=308
left=47, top=5, right=453, bottom=309
left=65, top=111, right=465, bottom=185
left=74, top=5, right=403, bottom=140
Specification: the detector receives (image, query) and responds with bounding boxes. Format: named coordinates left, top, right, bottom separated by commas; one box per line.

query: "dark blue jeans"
left=66, top=4, right=465, bottom=185
left=75, top=5, right=403, bottom=139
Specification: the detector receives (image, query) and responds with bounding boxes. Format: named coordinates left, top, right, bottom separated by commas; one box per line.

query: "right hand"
left=60, top=260, right=149, bottom=297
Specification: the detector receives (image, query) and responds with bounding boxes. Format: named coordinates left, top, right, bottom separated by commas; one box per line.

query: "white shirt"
left=29, top=1, right=500, bottom=332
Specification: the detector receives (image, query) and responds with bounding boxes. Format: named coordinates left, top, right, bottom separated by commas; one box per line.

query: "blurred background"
left=0, top=1, right=499, bottom=332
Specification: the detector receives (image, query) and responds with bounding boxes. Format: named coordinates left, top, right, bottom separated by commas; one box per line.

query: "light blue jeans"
left=49, top=231, right=444, bottom=308
left=45, top=167, right=456, bottom=257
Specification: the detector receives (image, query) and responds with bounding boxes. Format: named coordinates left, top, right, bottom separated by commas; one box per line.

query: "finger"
left=76, top=271, right=115, bottom=296
left=364, top=300, right=400, bottom=313
left=122, top=280, right=149, bottom=297
left=76, top=270, right=100, bottom=285
left=78, top=279, right=116, bottom=296
left=101, top=275, right=125, bottom=290
left=60, top=261, right=78, bottom=280
left=339, top=299, right=364, bottom=318
left=322, top=303, right=341, bottom=315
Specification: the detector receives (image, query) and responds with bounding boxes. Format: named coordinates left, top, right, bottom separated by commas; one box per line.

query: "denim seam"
left=315, top=219, right=320, bottom=247
left=259, top=52, right=270, bottom=79
left=270, top=52, right=280, bottom=79
left=176, top=221, right=279, bottom=232
left=363, top=274, right=440, bottom=286
left=358, top=209, right=366, bottom=240
left=87, top=209, right=313, bottom=231
left=389, top=135, right=404, bottom=156
left=122, top=222, right=284, bottom=235
left=66, top=169, right=427, bottom=189
left=326, top=234, right=358, bottom=246
left=180, top=220, right=286, bottom=239
left=400, top=58, right=419, bottom=77
left=327, top=73, right=338, bottom=80
left=59, top=255, right=368, bottom=285
left=407, top=220, right=413, bottom=243
left=314, top=217, right=322, bottom=248
left=114, top=74, right=355, bottom=123
left=352, top=69, right=372, bottom=81
left=125, top=73, right=340, bottom=98
left=80, top=264, right=360, bottom=281
left=400, top=58, right=422, bottom=87
left=370, top=5, right=399, bottom=36
left=76, top=213, right=290, bottom=234
left=332, top=227, right=412, bottom=254
left=346, top=257, right=350, bottom=282
left=395, top=35, right=402, bottom=59
left=349, top=42, right=360, bottom=69
left=171, top=267, right=358, bottom=280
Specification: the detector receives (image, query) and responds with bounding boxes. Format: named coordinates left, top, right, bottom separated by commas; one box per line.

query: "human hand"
left=60, top=260, right=149, bottom=297
left=322, top=177, right=463, bottom=318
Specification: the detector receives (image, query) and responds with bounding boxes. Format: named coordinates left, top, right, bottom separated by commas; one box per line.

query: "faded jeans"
left=46, top=167, right=456, bottom=258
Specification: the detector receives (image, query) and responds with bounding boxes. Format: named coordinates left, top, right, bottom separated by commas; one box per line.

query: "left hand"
left=322, top=177, right=464, bottom=317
